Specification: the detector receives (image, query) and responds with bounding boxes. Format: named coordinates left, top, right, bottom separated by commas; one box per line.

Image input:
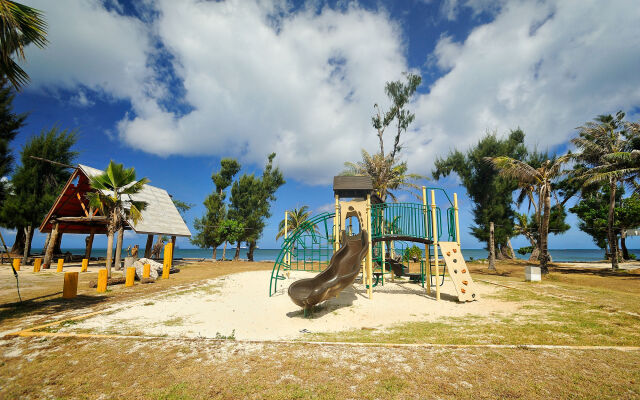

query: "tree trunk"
left=620, top=230, right=629, bottom=260
left=506, top=239, right=516, bottom=259
left=114, top=227, right=124, bottom=271
left=53, top=233, right=63, bottom=254
left=528, top=247, right=540, bottom=262
left=84, top=231, right=95, bottom=259
left=22, top=226, right=33, bottom=264
left=539, top=188, right=551, bottom=274
left=234, top=241, right=241, bottom=261
left=212, top=247, right=217, bottom=261
left=105, top=231, right=114, bottom=278
left=144, top=234, right=154, bottom=258
left=42, top=232, right=51, bottom=256
left=608, top=181, right=619, bottom=269
left=247, top=241, right=256, bottom=262
left=222, top=242, right=227, bottom=260
left=11, top=226, right=25, bottom=254
left=43, top=223, right=59, bottom=269
left=488, top=222, right=496, bottom=270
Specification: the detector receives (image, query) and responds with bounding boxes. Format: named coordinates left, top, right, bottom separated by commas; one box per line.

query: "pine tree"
left=0, top=78, right=26, bottom=209
left=1, top=126, right=77, bottom=261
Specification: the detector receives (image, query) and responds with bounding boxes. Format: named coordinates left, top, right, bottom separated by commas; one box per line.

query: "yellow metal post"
left=63, top=272, right=79, bottom=299
left=162, top=242, right=173, bottom=279
left=430, top=190, right=440, bottom=301
left=33, top=258, right=42, bottom=272
left=81, top=258, right=88, bottom=272
left=12, top=258, right=20, bottom=271
left=334, top=195, right=340, bottom=251
left=423, top=186, right=431, bottom=294
left=366, top=194, right=373, bottom=299
left=454, top=193, right=461, bottom=247
left=125, top=267, right=135, bottom=287
left=56, top=258, right=64, bottom=272
left=97, top=269, right=107, bottom=293
left=143, top=263, right=151, bottom=278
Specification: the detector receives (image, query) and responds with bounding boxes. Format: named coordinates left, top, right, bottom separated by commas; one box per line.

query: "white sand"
left=67, top=270, right=517, bottom=340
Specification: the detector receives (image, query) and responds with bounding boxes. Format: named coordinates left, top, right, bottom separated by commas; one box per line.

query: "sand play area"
left=60, top=270, right=517, bottom=340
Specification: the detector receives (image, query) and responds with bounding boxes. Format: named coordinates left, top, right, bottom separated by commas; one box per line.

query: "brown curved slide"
left=288, top=231, right=369, bottom=310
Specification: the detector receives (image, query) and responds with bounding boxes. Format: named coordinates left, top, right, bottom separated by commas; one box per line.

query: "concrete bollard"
left=125, top=267, right=135, bottom=287
left=63, top=272, right=79, bottom=299
left=525, top=265, right=541, bottom=282
left=12, top=258, right=20, bottom=271
left=81, top=258, right=88, bottom=272
left=97, top=269, right=108, bottom=293
left=33, top=258, right=42, bottom=272
left=56, top=258, right=64, bottom=272
left=143, top=263, right=151, bottom=278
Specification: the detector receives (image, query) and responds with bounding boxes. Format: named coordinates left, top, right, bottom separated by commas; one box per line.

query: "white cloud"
left=20, top=0, right=640, bottom=186
left=405, top=0, right=640, bottom=176
left=24, top=0, right=157, bottom=103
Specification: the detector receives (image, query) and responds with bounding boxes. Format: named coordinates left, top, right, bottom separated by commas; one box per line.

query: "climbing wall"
left=438, top=241, right=478, bottom=302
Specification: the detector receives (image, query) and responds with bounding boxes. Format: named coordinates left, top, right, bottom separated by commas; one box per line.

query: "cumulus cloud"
left=21, top=0, right=640, bottom=185
left=405, top=0, right=640, bottom=176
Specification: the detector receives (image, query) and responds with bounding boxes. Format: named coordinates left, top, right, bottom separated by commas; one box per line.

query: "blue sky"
left=3, top=0, right=640, bottom=251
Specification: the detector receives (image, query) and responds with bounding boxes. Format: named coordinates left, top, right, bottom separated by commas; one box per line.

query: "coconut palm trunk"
left=105, top=231, right=114, bottom=278
left=608, top=180, right=619, bottom=269
left=212, top=247, right=217, bottom=261
left=539, top=186, right=551, bottom=273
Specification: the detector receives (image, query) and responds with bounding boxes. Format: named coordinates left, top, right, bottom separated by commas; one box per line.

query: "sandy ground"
left=557, top=262, right=640, bottom=270
left=62, top=270, right=517, bottom=340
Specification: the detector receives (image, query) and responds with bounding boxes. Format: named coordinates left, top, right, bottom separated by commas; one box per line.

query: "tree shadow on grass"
left=0, top=294, right=108, bottom=327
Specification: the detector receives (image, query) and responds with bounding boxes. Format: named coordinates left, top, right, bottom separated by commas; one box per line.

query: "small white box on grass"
left=525, top=265, right=541, bottom=282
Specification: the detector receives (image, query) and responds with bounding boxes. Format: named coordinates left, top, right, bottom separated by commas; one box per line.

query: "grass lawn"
left=1, top=259, right=639, bottom=399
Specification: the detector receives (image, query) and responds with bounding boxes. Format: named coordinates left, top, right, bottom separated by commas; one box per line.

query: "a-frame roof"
left=39, top=164, right=191, bottom=237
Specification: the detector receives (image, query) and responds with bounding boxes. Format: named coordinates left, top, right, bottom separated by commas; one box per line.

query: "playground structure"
left=270, top=176, right=478, bottom=308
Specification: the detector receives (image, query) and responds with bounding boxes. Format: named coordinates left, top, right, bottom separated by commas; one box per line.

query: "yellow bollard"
left=81, top=258, right=88, bottom=272
left=56, top=258, right=64, bottom=272
left=33, top=258, right=42, bottom=272
left=63, top=272, right=79, bottom=299
left=143, top=264, right=151, bottom=278
left=97, top=269, right=108, bottom=293
left=125, top=267, right=135, bottom=287
left=12, top=258, right=20, bottom=271
left=162, top=242, right=173, bottom=279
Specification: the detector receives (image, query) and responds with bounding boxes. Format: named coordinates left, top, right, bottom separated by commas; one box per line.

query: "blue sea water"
left=30, top=247, right=633, bottom=263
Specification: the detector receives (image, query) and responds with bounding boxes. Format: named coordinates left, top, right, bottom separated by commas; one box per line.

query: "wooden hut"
left=39, top=164, right=191, bottom=268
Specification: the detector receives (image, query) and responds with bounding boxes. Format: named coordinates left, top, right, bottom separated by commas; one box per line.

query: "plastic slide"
left=288, top=231, right=369, bottom=310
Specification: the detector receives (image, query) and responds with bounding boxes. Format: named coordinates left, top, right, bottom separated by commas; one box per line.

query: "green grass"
left=311, top=282, right=640, bottom=346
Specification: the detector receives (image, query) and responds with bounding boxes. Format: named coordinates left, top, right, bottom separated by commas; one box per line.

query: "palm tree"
left=276, top=206, right=313, bottom=240
left=487, top=155, right=568, bottom=273
left=87, top=161, right=148, bottom=277
left=571, top=112, right=640, bottom=269
left=0, top=1, right=47, bottom=90
left=343, top=149, right=424, bottom=202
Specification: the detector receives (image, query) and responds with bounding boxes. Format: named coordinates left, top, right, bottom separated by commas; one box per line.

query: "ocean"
left=31, top=247, right=634, bottom=263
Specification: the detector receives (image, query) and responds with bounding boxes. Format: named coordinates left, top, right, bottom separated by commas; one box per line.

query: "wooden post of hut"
left=43, top=222, right=59, bottom=269
left=144, top=234, right=154, bottom=258
left=84, top=229, right=95, bottom=260
left=171, top=235, right=176, bottom=265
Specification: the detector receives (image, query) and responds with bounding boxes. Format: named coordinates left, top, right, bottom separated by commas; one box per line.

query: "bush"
left=517, top=246, right=534, bottom=255
left=402, top=245, right=423, bottom=262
